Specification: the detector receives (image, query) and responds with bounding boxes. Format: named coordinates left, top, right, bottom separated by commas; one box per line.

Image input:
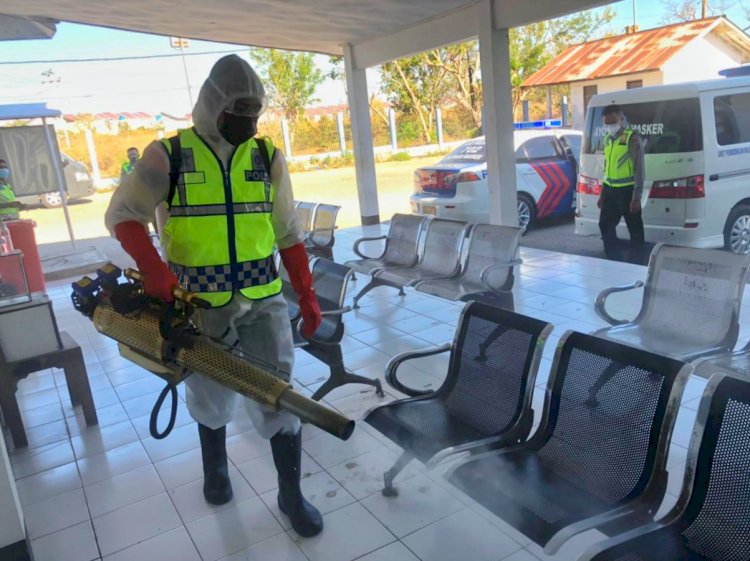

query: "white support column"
left=344, top=44, right=380, bottom=225
left=478, top=0, right=518, bottom=226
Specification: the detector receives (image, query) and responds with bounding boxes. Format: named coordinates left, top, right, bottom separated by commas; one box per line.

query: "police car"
left=410, top=122, right=582, bottom=229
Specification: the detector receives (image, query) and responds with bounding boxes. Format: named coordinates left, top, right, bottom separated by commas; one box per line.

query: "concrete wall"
left=662, top=33, right=742, bottom=85
left=570, top=71, right=663, bottom=129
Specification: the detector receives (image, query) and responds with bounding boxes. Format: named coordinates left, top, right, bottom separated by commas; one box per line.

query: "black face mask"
left=218, top=112, right=257, bottom=146
left=128, top=156, right=138, bottom=164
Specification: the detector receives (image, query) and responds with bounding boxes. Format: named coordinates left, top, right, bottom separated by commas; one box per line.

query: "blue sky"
left=0, top=0, right=747, bottom=116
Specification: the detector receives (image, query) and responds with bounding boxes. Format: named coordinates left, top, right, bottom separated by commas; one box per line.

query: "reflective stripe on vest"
left=604, top=128, right=635, bottom=188
left=160, top=129, right=282, bottom=306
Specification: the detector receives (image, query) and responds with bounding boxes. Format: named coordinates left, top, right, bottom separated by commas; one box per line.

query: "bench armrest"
left=595, top=281, right=644, bottom=326
left=306, top=226, right=337, bottom=248
left=295, top=306, right=352, bottom=345
left=385, top=343, right=452, bottom=397
left=479, top=259, right=522, bottom=292
left=353, top=235, right=388, bottom=259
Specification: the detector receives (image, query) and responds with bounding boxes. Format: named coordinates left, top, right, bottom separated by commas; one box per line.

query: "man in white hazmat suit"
left=105, top=55, right=324, bottom=537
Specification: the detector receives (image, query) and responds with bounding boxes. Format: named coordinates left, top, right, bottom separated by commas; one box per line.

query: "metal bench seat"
left=415, top=223, right=522, bottom=308
left=352, top=218, right=468, bottom=308
left=286, top=258, right=383, bottom=401
left=305, top=203, right=340, bottom=260
left=346, top=213, right=426, bottom=277
left=580, top=374, right=750, bottom=561
left=594, top=244, right=750, bottom=367
left=365, top=302, right=552, bottom=496
left=447, top=331, right=691, bottom=554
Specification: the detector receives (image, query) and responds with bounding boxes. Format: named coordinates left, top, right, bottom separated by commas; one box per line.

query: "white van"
left=576, top=75, right=750, bottom=254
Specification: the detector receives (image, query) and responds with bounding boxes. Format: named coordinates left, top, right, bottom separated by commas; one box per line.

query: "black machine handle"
left=124, top=268, right=212, bottom=309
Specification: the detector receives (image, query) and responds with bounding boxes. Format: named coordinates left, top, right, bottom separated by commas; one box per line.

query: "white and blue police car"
left=410, top=121, right=582, bottom=229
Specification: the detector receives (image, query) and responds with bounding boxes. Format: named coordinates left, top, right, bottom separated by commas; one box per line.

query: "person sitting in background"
left=0, top=159, right=23, bottom=220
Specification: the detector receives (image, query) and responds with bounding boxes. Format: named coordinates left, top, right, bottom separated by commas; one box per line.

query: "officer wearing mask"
left=120, top=147, right=139, bottom=182
left=598, top=104, right=645, bottom=262
left=0, top=159, right=21, bottom=220
left=105, top=55, right=324, bottom=536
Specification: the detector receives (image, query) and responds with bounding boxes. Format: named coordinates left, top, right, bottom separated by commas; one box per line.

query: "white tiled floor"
left=6, top=223, right=718, bottom=560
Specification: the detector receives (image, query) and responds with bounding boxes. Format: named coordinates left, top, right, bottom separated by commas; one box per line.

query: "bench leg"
left=0, top=380, right=27, bottom=448
left=382, top=450, right=414, bottom=497
left=352, top=279, right=383, bottom=309
left=310, top=363, right=384, bottom=401
left=62, top=350, right=98, bottom=427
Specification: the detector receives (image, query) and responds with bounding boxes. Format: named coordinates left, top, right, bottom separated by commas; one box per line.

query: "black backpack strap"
left=167, top=135, right=182, bottom=210
left=255, top=137, right=273, bottom=178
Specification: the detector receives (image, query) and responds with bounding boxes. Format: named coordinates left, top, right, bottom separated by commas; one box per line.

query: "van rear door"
left=580, top=98, right=704, bottom=227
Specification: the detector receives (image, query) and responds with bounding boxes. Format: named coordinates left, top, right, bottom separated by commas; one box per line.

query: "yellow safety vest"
left=0, top=183, right=19, bottom=220
left=604, top=128, right=635, bottom=188
left=160, top=128, right=282, bottom=307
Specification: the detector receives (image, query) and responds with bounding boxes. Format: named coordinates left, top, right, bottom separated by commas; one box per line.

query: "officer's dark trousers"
left=599, top=184, right=644, bottom=262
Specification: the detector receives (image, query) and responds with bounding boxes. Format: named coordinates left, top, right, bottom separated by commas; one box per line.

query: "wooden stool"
left=0, top=331, right=98, bottom=448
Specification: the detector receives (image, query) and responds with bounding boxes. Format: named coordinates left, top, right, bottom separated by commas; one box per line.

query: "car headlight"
left=75, top=172, right=90, bottom=182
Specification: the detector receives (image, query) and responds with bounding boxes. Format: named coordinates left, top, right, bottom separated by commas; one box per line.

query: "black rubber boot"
left=270, top=430, right=323, bottom=537
left=198, top=424, right=233, bottom=505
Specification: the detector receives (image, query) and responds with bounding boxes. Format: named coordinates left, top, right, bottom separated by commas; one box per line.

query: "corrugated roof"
left=523, top=17, right=750, bottom=87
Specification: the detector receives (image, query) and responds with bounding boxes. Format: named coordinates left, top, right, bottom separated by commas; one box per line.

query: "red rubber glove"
left=280, top=243, right=321, bottom=338
left=114, top=220, right=178, bottom=302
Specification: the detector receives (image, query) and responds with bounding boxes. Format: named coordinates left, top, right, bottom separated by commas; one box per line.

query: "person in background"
left=0, top=159, right=23, bottom=220
left=119, top=147, right=140, bottom=182
left=598, top=104, right=645, bottom=262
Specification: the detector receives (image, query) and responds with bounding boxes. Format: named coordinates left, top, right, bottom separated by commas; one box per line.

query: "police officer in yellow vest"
left=105, top=55, right=324, bottom=537
left=598, top=105, right=645, bottom=261
left=119, top=147, right=139, bottom=183
left=0, top=159, right=21, bottom=220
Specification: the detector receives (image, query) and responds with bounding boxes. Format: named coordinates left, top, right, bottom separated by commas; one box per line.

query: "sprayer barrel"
left=91, top=303, right=354, bottom=440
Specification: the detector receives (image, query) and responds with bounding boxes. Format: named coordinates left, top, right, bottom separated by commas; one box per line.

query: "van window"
left=714, top=94, right=750, bottom=146
left=584, top=98, right=702, bottom=155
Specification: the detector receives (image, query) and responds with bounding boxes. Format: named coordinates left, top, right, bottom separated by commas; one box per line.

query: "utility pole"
left=170, top=37, right=194, bottom=112
left=702, top=0, right=708, bottom=19
left=633, top=0, right=637, bottom=29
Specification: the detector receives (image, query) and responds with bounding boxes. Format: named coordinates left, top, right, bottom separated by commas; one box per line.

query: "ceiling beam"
left=349, top=4, right=478, bottom=69
left=492, top=0, right=615, bottom=29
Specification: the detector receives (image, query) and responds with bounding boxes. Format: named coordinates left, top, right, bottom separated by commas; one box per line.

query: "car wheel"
left=40, top=191, right=66, bottom=209
left=724, top=204, right=750, bottom=254
left=517, top=194, right=536, bottom=232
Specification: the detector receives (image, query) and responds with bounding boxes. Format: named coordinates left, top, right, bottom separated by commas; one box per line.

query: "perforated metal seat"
left=346, top=214, right=426, bottom=277
left=305, top=203, right=340, bottom=259
left=365, top=302, right=552, bottom=496
left=580, top=374, right=750, bottom=561
left=286, top=259, right=383, bottom=401
left=415, top=224, right=522, bottom=308
left=352, top=218, right=468, bottom=308
left=295, top=201, right=317, bottom=237
left=594, top=244, right=750, bottom=366
left=447, top=332, right=691, bottom=554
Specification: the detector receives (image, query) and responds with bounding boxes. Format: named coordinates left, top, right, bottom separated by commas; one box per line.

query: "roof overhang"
left=0, top=14, right=57, bottom=40
left=1, top=0, right=614, bottom=68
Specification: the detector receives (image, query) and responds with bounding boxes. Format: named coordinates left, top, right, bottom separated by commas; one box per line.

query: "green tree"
left=250, top=49, right=325, bottom=124
left=378, top=7, right=614, bottom=135
left=380, top=50, right=453, bottom=143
